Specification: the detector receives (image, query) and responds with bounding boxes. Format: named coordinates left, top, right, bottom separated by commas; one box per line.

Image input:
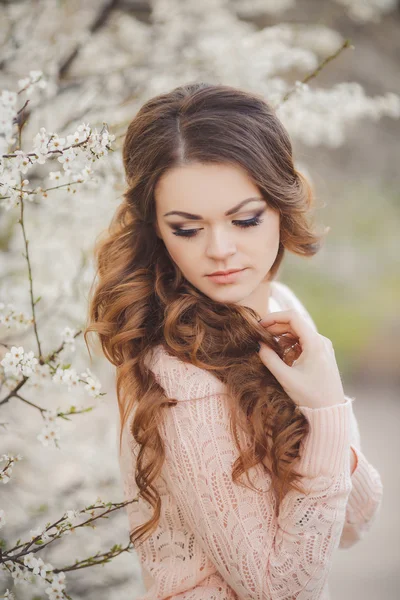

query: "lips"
left=208, top=269, right=243, bottom=276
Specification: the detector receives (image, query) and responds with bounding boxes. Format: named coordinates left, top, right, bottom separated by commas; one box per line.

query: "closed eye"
left=171, top=213, right=264, bottom=240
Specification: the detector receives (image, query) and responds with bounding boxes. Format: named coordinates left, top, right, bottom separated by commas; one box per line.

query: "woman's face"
left=154, top=162, right=280, bottom=314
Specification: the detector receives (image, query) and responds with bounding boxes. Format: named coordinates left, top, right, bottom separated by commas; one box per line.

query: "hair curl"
left=84, top=82, right=329, bottom=548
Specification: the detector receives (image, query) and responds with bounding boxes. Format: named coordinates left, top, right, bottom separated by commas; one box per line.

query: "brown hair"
left=84, top=82, right=328, bottom=548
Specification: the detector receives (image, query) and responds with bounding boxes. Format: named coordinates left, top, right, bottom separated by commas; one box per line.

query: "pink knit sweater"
left=117, top=280, right=383, bottom=599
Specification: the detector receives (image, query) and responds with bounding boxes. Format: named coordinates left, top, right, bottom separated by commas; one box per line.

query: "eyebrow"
left=163, top=197, right=265, bottom=220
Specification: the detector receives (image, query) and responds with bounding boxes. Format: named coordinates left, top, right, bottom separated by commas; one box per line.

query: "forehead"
left=154, top=162, right=260, bottom=211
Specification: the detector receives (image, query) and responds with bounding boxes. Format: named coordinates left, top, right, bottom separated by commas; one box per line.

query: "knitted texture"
left=117, top=281, right=383, bottom=599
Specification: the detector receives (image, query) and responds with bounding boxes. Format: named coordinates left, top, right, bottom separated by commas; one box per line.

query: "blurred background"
left=0, top=0, right=399, bottom=598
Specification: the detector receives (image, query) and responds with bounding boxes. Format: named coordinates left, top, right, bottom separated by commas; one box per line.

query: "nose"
left=205, top=227, right=237, bottom=260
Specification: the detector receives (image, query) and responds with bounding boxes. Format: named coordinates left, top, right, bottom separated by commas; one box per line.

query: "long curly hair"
left=84, top=82, right=328, bottom=548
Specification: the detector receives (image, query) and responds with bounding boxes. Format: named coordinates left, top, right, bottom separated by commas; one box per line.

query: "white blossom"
left=61, top=326, right=78, bottom=352
left=24, top=552, right=36, bottom=569
left=23, top=553, right=52, bottom=578
left=12, top=151, right=33, bottom=175
left=52, top=366, right=80, bottom=390
left=57, top=147, right=77, bottom=171
left=0, top=453, right=23, bottom=484
left=232, top=0, right=295, bottom=16
left=10, top=563, right=30, bottom=585
left=0, top=302, right=33, bottom=329
left=0, top=167, right=20, bottom=211
left=26, top=363, right=53, bottom=388
left=32, top=127, right=51, bottom=158
left=45, top=571, right=66, bottom=597
left=20, top=350, right=39, bottom=376
left=48, top=170, right=64, bottom=181
left=80, top=368, right=102, bottom=398
left=17, top=70, right=47, bottom=97
left=0, top=91, right=18, bottom=146
left=45, top=588, right=64, bottom=599
left=48, top=134, right=66, bottom=152
left=83, top=376, right=102, bottom=397
left=43, top=408, right=60, bottom=424
left=1, top=346, right=23, bottom=376
left=277, top=81, right=400, bottom=147
left=64, top=509, right=81, bottom=527
left=0, top=90, right=18, bottom=108
left=29, top=524, right=51, bottom=542
left=37, top=423, right=61, bottom=447
left=29, top=525, right=43, bottom=539
left=334, top=0, right=398, bottom=22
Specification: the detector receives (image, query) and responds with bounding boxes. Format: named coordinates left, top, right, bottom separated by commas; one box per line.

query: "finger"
left=258, top=341, right=292, bottom=380
left=259, top=310, right=315, bottom=352
left=277, top=332, right=298, bottom=342
left=261, top=322, right=298, bottom=337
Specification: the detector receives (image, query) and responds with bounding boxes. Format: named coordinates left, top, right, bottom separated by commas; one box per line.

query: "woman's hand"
left=257, top=309, right=346, bottom=409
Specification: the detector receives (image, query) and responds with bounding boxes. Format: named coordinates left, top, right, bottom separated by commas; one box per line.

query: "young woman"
left=85, top=82, right=383, bottom=599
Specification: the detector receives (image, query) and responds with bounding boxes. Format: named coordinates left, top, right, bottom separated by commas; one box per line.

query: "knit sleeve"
left=273, top=281, right=384, bottom=550
left=337, top=400, right=384, bottom=549
left=152, top=350, right=354, bottom=599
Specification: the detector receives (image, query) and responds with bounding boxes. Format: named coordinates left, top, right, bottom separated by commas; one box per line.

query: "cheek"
left=251, top=215, right=280, bottom=249
left=164, top=236, right=200, bottom=274
left=263, top=213, right=280, bottom=246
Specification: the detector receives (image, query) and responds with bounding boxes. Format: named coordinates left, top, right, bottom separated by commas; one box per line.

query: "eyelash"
left=172, top=214, right=264, bottom=240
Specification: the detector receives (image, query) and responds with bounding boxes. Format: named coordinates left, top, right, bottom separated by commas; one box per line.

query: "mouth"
left=207, top=268, right=244, bottom=276
left=206, top=268, right=247, bottom=284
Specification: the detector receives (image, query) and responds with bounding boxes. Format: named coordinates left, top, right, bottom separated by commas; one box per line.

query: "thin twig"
left=277, top=39, right=354, bottom=107
left=18, top=185, right=43, bottom=360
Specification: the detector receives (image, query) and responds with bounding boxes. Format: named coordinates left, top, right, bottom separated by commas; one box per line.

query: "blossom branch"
left=0, top=330, right=82, bottom=407
left=54, top=540, right=134, bottom=574
left=277, top=38, right=354, bottom=106
left=11, top=393, right=94, bottom=420
left=1, top=497, right=137, bottom=565
left=18, top=175, right=43, bottom=360
left=0, top=180, right=85, bottom=202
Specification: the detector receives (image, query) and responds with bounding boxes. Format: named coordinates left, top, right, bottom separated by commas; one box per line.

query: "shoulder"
left=271, top=280, right=318, bottom=332
left=271, top=280, right=307, bottom=312
left=144, top=344, right=228, bottom=402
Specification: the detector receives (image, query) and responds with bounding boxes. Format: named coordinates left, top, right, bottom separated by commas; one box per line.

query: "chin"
left=207, top=288, right=249, bottom=303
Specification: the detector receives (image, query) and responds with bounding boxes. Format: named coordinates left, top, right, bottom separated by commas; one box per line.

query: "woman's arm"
left=273, top=281, right=384, bottom=549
